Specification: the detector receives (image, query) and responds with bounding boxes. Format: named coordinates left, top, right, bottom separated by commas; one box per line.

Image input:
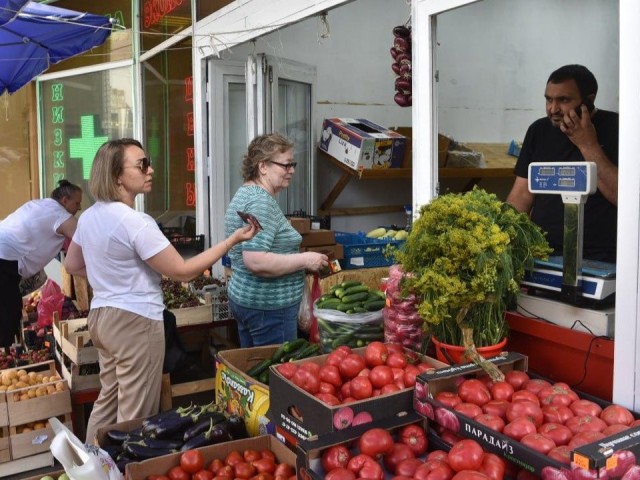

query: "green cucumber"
left=317, top=298, right=342, bottom=310
left=290, top=343, right=321, bottom=360
left=363, top=299, right=385, bottom=311
left=246, top=358, right=272, bottom=378
left=340, top=280, right=362, bottom=289
left=342, top=285, right=370, bottom=296
left=341, top=291, right=370, bottom=304
left=335, top=301, right=363, bottom=312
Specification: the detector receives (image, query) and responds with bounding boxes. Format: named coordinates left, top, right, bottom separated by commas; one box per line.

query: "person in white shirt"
left=0, top=179, right=82, bottom=348
left=64, top=138, right=257, bottom=442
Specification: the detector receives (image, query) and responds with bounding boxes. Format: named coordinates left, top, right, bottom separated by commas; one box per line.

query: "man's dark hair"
left=547, top=64, right=598, bottom=101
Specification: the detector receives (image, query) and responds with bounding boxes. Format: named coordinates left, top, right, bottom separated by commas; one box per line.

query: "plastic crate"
left=205, top=284, right=233, bottom=322
left=335, top=231, right=404, bottom=269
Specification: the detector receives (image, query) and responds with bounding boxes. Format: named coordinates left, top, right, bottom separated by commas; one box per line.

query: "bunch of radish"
left=391, top=25, right=412, bottom=107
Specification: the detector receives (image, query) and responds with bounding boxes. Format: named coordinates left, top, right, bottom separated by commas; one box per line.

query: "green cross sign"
left=69, top=115, right=109, bottom=180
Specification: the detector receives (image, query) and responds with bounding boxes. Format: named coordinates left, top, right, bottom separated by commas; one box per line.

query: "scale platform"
left=521, top=256, right=616, bottom=302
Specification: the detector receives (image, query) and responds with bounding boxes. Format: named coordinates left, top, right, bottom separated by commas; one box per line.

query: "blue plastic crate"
left=335, top=231, right=404, bottom=269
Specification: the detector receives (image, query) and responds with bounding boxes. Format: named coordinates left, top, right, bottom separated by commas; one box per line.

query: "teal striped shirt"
left=224, top=185, right=304, bottom=309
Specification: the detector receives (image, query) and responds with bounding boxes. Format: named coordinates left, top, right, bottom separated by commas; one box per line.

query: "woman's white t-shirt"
left=0, top=198, right=71, bottom=277
left=73, top=201, right=170, bottom=321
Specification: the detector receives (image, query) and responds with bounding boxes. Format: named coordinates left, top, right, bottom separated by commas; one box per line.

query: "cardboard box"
left=268, top=347, right=444, bottom=445
left=300, top=229, right=336, bottom=247
left=296, top=411, right=426, bottom=479
left=303, top=243, right=344, bottom=260
left=572, top=428, right=640, bottom=478
left=215, top=346, right=275, bottom=437
left=125, top=435, right=296, bottom=480
left=389, top=128, right=450, bottom=168
left=289, top=217, right=311, bottom=235
left=319, top=118, right=407, bottom=170
left=415, top=352, right=640, bottom=479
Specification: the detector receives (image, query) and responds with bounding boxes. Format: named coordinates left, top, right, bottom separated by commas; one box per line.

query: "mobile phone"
left=237, top=211, right=263, bottom=230
left=575, top=99, right=595, bottom=117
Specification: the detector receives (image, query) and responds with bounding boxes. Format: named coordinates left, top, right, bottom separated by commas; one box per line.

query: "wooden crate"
left=0, top=394, right=7, bottom=428
left=10, top=413, right=72, bottom=460
left=0, top=450, right=53, bottom=476
left=4, top=361, right=72, bottom=427
left=58, top=355, right=100, bottom=392
left=0, top=426, right=9, bottom=463
left=53, top=317, right=97, bottom=365
left=172, top=292, right=213, bottom=327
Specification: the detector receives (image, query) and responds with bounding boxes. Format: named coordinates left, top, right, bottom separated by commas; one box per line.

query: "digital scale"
left=519, top=162, right=616, bottom=334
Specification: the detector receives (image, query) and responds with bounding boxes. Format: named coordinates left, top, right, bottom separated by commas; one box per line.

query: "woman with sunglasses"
left=64, top=138, right=258, bottom=442
left=224, top=133, right=328, bottom=347
left=0, top=179, right=82, bottom=348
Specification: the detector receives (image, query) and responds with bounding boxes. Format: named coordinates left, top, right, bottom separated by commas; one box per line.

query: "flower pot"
left=431, top=336, right=507, bottom=365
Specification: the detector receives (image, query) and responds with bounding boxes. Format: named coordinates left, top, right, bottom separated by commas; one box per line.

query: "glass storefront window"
left=40, top=67, right=134, bottom=207
left=141, top=0, right=192, bottom=53
left=142, top=38, right=194, bottom=224
left=44, top=0, right=133, bottom=71
left=196, top=0, right=234, bottom=21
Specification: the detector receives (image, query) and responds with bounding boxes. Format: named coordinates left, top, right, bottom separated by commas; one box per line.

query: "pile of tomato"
left=319, top=423, right=507, bottom=480
left=145, top=447, right=295, bottom=480
left=276, top=341, right=436, bottom=406
left=415, top=369, right=640, bottom=478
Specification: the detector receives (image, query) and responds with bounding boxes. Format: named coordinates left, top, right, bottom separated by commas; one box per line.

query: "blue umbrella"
left=0, top=0, right=113, bottom=95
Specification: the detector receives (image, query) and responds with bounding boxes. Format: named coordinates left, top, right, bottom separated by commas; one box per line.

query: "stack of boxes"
left=289, top=217, right=344, bottom=267
left=53, top=317, right=100, bottom=392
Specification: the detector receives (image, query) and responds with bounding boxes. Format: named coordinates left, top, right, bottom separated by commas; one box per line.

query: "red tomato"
left=538, top=422, right=573, bottom=446
left=168, top=466, right=190, bottom=480
left=260, top=449, right=276, bottom=462
left=505, top=401, right=544, bottom=427
left=503, top=417, right=537, bottom=441
left=147, top=476, right=171, bottom=480
left=457, top=379, right=491, bottom=406
left=490, top=381, right=514, bottom=402
left=273, top=463, right=295, bottom=477
left=320, top=365, right=343, bottom=388
left=427, top=450, right=450, bottom=462
left=447, top=439, right=485, bottom=472
left=180, top=450, right=205, bottom=474
left=364, top=341, right=389, bottom=367
left=243, top=449, right=262, bottom=462
left=324, top=467, right=356, bottom=480
left=225, top=450, right=244, bottom=466
left=454, top=402, right=484, bottom=419
left=335, top=345, right=353, bottom=355
left=479, top=453, right=506, bottom=480
left=399, top=424, right=428, bottom=455
left=600, top=404, right=635, bottom=426
left=537, top=384, right=579, bottom=407
left=565, top=415, right=607, bottom=434
left=542, top=405, right=575, bottom=424
left=569, top=399, right=603, bottom=418
left=383, top=443, right=416, bottom=474
left=602, top=424, right=631, bottom=436
left=251, top=457, right=276, bottom=474
left=414, top=459, right=455, bottom=480
left=504, top=370, right=530, bottom=391
left=291, top=367, right=320, bottom=394
left=395, top=458, right=425, bottom=477
left=439, top=428, right=464, bottom=446
left=326, top=350, right=348, bottom=367
left=417, top=362, right=436, bottom=373
left=435, top=391, right=462, bottom=409
left=340, top=380, right=351, bottom=399
left=523, top=378, right=551, bottom=395
left=567, top=430, right=606, bottom=449
left=369, top=365, right=394, bottom=388
left=451, top=472, right=490, bottom=480
left=358, top=428, right=395, bottom=458
left=547, top=445, right=572, bottom=464
left=386, top=352, right=408, bottom=369
left=381, top=383, right=401, bottom=394
left=213, top=465, right=233, bottom=478
left=473, top=413, right=505, bottom=432
left=192, top=471, right=214, bottom=480
left=403, top=364, right=421, bottom=387
left=208, top=458, right=225, bottom=473
left=511, top=390, right=540, bottom=406
left=315, top=392, right=341, bottom=405
left=319, top=381, right=337, bottom=395
left=233, top=461, right=256, bottom=479
left=482, top=400, right=509, bottom=420
left=347, top=454, right=384, bottom=479
left=350, top=375, right=373, bottom=399
left=386, top=343, right=405, bottom=354
left=276, top=362, right=298, bottom=379
left=520, top=433, right=556, bottom=454
left=358, top=368, right=371, bottom=377
left=339, top=353, right=366, bottom=379
left=321, top=445, right=351, bottom=472
left=299, top=361, right=321, bottom=375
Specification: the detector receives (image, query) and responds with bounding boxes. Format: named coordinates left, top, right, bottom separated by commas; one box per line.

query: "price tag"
left=572, top=453, right=590, bottom=471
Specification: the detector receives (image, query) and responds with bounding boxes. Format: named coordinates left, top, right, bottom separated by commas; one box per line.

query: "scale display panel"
left=528, top=162, right=597, bottom=195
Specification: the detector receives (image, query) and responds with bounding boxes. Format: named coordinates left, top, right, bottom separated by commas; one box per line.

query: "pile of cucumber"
left=316, top=281, right=386, bottom=313
left=245, top=338, right=321, bottom=384
left=315, top=281, right=386, bottom=352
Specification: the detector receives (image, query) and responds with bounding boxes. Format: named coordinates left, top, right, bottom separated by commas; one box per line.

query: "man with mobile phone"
left=506, top=64, right=619, bottom=263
